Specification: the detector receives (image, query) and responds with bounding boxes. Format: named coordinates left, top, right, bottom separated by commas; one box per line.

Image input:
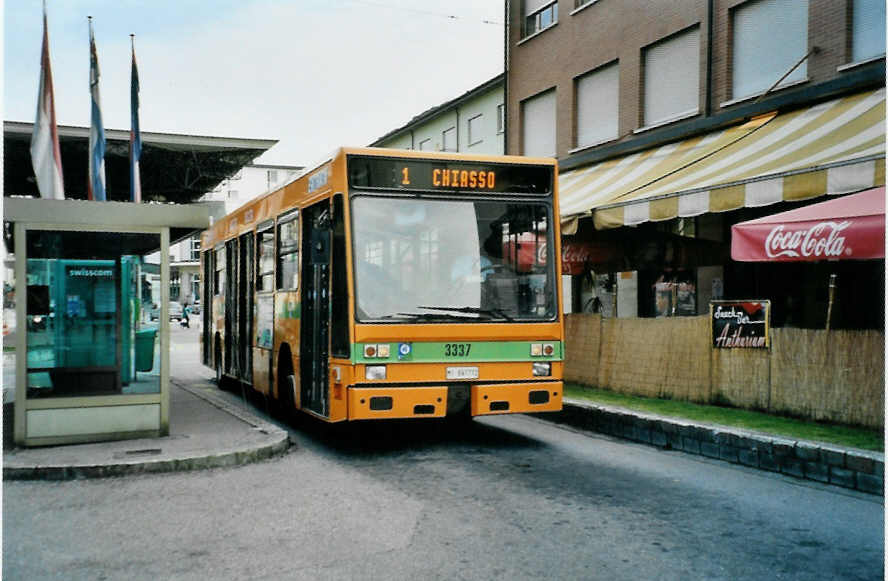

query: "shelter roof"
left=3, top=121, right=277, bottom=203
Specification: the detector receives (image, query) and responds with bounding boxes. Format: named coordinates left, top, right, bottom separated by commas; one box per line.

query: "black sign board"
left=347, top=156, right=553, bottom=195
left=710, top=300, right=771, bottom=349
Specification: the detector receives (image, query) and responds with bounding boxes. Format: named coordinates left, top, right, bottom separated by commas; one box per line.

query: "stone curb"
left=545, top=399, right=884, bottom=496
left=3, top=383, right=290, bottom=481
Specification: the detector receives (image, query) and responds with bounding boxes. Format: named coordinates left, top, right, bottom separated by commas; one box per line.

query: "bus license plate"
left=446, top=366, right=479, bottom=380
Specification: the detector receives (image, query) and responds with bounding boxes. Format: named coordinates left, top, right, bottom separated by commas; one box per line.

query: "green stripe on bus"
left=352, top=341, right=563, bottom=364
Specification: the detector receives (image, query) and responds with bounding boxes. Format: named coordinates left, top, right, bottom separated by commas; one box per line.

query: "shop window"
left=576, top=62, right=619, bottom=148
left=522, top=89, right=556, bottom=157
left=731, top=0, right=808, bottom=100
left=643, top=27, right=700, bottom=127
left=851, top=0, right=886, bottom=63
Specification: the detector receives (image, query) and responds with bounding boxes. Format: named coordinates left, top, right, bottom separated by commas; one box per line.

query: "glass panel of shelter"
left=24, top=230, right=161, bottom=398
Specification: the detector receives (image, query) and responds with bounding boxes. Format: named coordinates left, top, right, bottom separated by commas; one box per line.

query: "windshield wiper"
left=369, top=312, right=465, bottom=322
left=417, top=305, right=514, bottom=321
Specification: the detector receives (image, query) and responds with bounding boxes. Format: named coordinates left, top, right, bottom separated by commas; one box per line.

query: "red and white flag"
left=30, top=4, right=65, bottom=200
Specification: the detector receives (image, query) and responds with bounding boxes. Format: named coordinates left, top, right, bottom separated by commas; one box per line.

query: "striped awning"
left=560, top=88, right=885, bottom=230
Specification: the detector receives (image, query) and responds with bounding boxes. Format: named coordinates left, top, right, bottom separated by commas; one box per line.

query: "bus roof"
left=201, top=147, right=558, bottom=248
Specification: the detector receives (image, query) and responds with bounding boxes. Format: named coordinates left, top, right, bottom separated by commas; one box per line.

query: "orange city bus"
left=200, top=147, right=564, bottom=422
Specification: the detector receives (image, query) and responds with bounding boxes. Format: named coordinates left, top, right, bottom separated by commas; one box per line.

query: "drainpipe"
left=503, top=0, right=510, bottom=154
left=705, top=0, right=713, bottom=117
left=456, top=107, right=460, bottom=151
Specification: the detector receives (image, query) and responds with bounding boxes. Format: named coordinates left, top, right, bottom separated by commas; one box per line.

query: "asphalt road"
left=3, top=326, right=884, bottom=580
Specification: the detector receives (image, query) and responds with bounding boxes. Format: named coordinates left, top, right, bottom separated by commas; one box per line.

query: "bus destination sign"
left=348, top=156, right=552, bottom=195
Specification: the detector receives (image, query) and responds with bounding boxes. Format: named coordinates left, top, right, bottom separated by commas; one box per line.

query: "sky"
left=4, top=0, right=505, bottom=166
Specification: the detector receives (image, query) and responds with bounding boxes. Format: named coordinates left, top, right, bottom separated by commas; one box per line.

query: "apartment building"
left=371, top=74, right=505, bottom=154
left=507, top=0, right=885, bottom=325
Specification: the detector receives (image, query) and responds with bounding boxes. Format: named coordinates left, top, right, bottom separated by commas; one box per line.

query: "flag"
left=30, top=5, right=64, bottom=200
left=129, top=38, right=142, bottom=203
left=88, top=18, right=106, bottom=201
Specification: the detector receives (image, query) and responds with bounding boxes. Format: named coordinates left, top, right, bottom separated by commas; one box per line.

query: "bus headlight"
left=366, top=365, right=387, bottom=380
left=532, top=362, right=551, bottom=377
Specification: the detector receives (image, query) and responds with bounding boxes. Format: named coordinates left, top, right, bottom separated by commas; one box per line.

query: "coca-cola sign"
left=764, top=221, right=853, bottom=259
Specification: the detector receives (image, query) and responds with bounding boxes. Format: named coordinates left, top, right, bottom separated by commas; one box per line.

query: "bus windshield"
left=351, top=195, right=557, bottom=323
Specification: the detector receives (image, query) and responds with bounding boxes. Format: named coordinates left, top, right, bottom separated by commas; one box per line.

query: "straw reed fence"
left=564, top=313, right=885, bottom=430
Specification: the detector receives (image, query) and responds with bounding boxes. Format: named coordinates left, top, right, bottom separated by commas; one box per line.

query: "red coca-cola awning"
left=730, top=187, right=885, bottom=262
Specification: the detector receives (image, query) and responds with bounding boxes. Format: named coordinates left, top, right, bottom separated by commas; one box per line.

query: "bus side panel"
left=274, top=291, right=301, bottom=407
left=327, top=360, right=353, bottom=422
left=211, top=294, right=225, bottom=374
left=252, top=347, right=272, bottom=396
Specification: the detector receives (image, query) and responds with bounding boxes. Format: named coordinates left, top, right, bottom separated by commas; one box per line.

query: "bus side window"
left=257, top=227, right=275, bottom=291
left=277, top=216, right=299, bottom=290
left=214, top=247, right=225, bottom=295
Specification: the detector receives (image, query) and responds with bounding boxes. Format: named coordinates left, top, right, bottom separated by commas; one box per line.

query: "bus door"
left=237, top=232, right=254, bottom=383
left=202, top=250, right=212, bottom=366
left=300, top=201, right=331, bottom=416
left=224, top=238, right=238, bottom=377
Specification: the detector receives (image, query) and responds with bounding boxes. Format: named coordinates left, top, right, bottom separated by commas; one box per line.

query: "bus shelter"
left=5, top=197, right=224, bottom=446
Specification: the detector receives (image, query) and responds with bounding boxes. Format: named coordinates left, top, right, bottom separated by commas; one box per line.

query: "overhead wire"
left=346, top=0, right=503, bottom=26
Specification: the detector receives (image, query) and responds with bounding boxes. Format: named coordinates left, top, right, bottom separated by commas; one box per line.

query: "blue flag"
left=88, top=18, right=106, bottom=201
left=130, top=40, right=142, bottom=203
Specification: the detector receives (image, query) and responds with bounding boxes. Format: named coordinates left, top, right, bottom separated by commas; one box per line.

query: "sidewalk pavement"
left=2, top=377, right=290, bottom=481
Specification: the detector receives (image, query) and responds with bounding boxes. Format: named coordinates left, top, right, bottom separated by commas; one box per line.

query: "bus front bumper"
left=347, top=382, right=563, bottom=420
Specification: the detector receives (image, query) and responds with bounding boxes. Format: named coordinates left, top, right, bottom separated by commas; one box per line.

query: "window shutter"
left=733, top=0, right=808, bottom=99
left=576, top=62, right=619, bottom=148
left=644, top=28, right=699, bottom=126
left=522, top=89, right=557, bottom=157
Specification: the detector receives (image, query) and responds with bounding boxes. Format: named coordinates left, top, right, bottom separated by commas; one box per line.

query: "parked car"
left=168, top=302, right=183, bottom=321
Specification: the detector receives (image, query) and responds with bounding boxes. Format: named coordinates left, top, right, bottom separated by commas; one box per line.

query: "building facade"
left=507, top=0, right=885, bottom=326
left=164, top=163, right=303, bottom=311
left=371, top=74, right=505, bottom=155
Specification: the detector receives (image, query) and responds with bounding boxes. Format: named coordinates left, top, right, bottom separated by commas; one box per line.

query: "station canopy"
left=4, top=121, right=277, bottom=203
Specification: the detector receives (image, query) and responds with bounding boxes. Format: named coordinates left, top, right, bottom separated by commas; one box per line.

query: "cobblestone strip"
left=547, top=400, right=884, bottom=496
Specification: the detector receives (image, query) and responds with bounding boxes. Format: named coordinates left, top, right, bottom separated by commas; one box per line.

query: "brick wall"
left=507, top=0, right=861, bottom=158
